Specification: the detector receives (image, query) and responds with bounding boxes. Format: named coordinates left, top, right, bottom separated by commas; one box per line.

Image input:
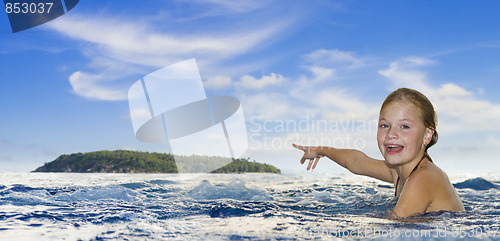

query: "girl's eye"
left=401, top=125, right=410, bottom=129
left=379, top=124, right=389, bottom=128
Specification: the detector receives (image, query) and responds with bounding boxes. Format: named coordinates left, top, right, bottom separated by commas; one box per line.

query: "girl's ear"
left=424, top=127, right=434, bottom=146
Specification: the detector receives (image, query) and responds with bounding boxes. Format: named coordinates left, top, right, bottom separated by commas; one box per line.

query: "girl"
left=293, top=88, right=464, bottom=218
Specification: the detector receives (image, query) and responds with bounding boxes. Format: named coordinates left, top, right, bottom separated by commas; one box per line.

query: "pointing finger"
left=292, top=144, right=307, bottom=151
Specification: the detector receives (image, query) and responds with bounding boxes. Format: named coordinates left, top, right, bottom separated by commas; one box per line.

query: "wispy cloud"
left=49, top=14, right=288, bottom=68
left=304, top=66, right=336, bottom=82
left=203, top=76, right=232, bottom=90
left=46, top=2, right=296, bottom=101
left=180, top=0, right=273, bottom=14
left=241, top=93, right=292, bottom=120
left=304, top=49, right=367, bottom=69
left=205, top=72, right=287, bottom=91
left=378, top=57, right=434, bottom=93
left=240, top=49, right=379, bottom=123
left=239, top=73, right=285, bottom=89
left=69, top=71, right=128, bottom=101
left=240, top=49, right=381, bottom=157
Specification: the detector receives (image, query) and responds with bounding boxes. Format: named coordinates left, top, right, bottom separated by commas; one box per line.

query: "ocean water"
left=0, top=172, right=498, bottom=240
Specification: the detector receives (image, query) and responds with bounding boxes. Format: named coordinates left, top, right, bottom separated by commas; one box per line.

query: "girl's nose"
left=386, top=127, right=398, bottom=139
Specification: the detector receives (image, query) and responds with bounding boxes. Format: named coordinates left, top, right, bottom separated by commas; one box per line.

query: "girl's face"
left=377, top=101, right=433, bottom=166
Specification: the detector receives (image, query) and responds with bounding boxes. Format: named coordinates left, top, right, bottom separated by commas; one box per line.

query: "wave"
left=55, top=185, right=140, bottom=202
left=208, top=200, right=279, bottom=218
left=1, top=173, right=499, bottom=241
left=453, top=177, right=499, bottom=190
left=186, top=179, right=271, bottom=201
left=0, top=184, right=140, bottom=207
left=1, top=175, right=498, bottom=222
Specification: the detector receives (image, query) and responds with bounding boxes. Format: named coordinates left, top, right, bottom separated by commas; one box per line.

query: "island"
left=32, top=150, right=281, bottom=174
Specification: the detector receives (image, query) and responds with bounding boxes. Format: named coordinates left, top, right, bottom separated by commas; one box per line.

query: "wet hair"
left=380, top=88, right=438, bottom=161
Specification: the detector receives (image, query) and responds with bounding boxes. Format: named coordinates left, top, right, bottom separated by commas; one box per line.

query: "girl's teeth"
left=387, top=145, right=403, bottom=152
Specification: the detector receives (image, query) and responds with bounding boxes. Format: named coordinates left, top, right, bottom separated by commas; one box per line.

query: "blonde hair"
left=380, top=88, right=438, bottom=161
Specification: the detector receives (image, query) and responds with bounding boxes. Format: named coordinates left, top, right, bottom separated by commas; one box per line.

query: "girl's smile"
left=385, top=144, right=404, bottom=154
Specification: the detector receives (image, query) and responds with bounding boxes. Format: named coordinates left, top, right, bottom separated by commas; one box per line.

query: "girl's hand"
left=292, top=144, right=324, bottom=170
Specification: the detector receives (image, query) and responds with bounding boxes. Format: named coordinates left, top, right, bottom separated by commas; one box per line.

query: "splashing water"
left=0, top=173, right=498, bottom=240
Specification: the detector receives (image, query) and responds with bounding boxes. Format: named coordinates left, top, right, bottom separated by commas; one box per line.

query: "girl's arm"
left=293, top=144, right=395, bottom=184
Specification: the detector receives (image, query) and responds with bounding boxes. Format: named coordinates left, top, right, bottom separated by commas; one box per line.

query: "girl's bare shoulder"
left=406, top=161, right=449, bottom=191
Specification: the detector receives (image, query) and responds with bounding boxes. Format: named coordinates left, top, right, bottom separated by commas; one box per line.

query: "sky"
left=1, top=0, right=500, bottom=174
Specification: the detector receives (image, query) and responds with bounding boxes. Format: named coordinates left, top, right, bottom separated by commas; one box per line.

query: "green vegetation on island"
left=32, top=150, right=281, bottom=174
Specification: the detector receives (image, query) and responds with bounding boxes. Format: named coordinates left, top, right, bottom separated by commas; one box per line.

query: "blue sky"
left=1, top=0, right=500, bottom=173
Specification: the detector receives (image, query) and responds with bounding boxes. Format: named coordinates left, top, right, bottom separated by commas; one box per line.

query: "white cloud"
left=49, top=15, right=285, bottom=68
left=288, top=51, right=379, bottom=122
left=241, top=58, right=382, bottom=161
left=69, top=71, right=128, bottom=101
left=47, top=11, right=292, bottom=100
left=403, top=56, right=435, bottom=66
left=239, top=73, right=285, bottom=89
left=296, top=49, right=369, bottom=85
left=203, top=76, right=232, bottom=89
left=239, top=50, right=381, bottom=156
left=240, top=93, right=292, bottom=120
left=287, top=81, right=379, bottom=123
left=185, top=0, right=272, bottom=13
left=304, top=49, right=366, bottom=69
left=233, top=49, right=378, bottom=130
left=378, top=57, right=434, bottom=93
left=437, top=83, right=472, bottom=97
left=315, top=88, right=380, bottom=120
left=304, top=66, right=336, bottom=82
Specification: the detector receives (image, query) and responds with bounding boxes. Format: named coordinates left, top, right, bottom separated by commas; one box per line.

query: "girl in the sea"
left=293, top=88, right=464, bottom=218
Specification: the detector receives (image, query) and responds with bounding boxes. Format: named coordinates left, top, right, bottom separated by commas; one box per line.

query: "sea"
left=0, top=172, right=498, bottom=241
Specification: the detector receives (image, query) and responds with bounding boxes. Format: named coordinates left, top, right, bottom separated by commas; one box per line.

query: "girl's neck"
left=394, top=153, right=427, bottom=196
left=395, top=152, right=427, bottom=181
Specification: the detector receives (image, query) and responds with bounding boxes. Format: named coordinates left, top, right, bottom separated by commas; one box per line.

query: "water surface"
left=0, top=173, right=498, bottom=240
